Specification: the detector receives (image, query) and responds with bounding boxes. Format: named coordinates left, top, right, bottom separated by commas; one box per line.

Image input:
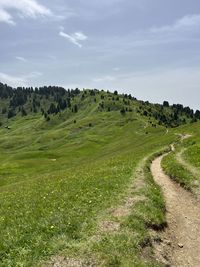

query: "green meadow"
left=0, top=108, right=176, bottom=267
left=0, top=88, right=200, bottom=266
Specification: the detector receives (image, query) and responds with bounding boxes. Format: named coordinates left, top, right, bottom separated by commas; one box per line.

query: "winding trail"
left=151, top=154, right=200, bottom=267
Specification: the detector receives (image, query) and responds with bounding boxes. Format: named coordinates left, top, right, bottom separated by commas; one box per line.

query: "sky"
left=0, top=0, right=200, bottom=109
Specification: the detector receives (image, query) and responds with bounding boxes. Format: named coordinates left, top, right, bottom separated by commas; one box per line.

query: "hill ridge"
left=0, top=82, right=199, bottom=128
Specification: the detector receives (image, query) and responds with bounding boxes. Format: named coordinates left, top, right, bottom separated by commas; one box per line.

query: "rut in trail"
left=151, top=154, right=200, bottom=267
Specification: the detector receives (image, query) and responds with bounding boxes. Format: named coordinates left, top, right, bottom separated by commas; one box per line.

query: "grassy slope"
left=0, top=105, right=178, bottom=266
left=162, top=122, right=200, bottom=192
left=162, top=152, right=196, bottom=189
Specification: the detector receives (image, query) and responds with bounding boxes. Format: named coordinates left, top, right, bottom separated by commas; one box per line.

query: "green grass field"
left=1, top=97, right=200, bottom=266
left=161, top=123, right=200, bottom=193
left=0, top=108, right=178, bottom=267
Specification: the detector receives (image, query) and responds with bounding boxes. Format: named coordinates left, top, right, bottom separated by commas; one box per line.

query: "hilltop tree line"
left=0, top=82, right=199, bottom=127
left=0, top=83, right=81, bottom=121
left=138, top=100, right=200, bottom=127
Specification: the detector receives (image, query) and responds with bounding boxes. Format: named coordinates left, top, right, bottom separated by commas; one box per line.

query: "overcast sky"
left=0, top=0, right=200, bottom=109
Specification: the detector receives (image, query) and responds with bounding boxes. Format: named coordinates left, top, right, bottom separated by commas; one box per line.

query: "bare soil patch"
left=99, top=220, right=120, bottom=232
left=44, top=256, right=96, bottom=267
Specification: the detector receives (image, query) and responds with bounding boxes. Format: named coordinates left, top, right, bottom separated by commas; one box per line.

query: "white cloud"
left=0, top=8, right=14, bottom=25
left=0, top=0, right=52, bottom=25
left=177, top=14, right=200, bottom=28
left=16, top=56, right=27, bottom=62
left=113, top=13, right=200, bottom=50
left=0, top=71, right=42, bottom=87
left=73, top=32, right=88, bottom=41
left=151, top=14, right=200, bottom=33
left=59, top=29, right=88, bottom=48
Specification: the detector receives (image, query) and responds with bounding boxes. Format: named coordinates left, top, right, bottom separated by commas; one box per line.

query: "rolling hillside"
left=0, top=83, right=200, bottom=266
left=1, top=82, right=199, bottom=128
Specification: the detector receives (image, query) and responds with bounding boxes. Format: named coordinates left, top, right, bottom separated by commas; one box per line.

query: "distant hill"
left=0, top=82, right=199, bottom=128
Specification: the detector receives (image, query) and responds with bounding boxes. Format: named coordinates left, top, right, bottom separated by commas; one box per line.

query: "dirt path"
left=151, top=154, right=200, bottom=267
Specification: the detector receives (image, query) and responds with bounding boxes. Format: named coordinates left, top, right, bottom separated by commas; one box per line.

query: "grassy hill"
left=1, top=82, right=199, bottom=128
left=0, top=83, right=199, bottom=266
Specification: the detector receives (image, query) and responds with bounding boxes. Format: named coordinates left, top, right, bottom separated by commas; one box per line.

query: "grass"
left=40, top=147, right=169, bottom=267
left=0, top=108, right=178, bottom=266
left=161, top=152, right=196, bottom=190
left=161, top=122, right=200, bottom=192
left=183, top=145, right=200, bottom=169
